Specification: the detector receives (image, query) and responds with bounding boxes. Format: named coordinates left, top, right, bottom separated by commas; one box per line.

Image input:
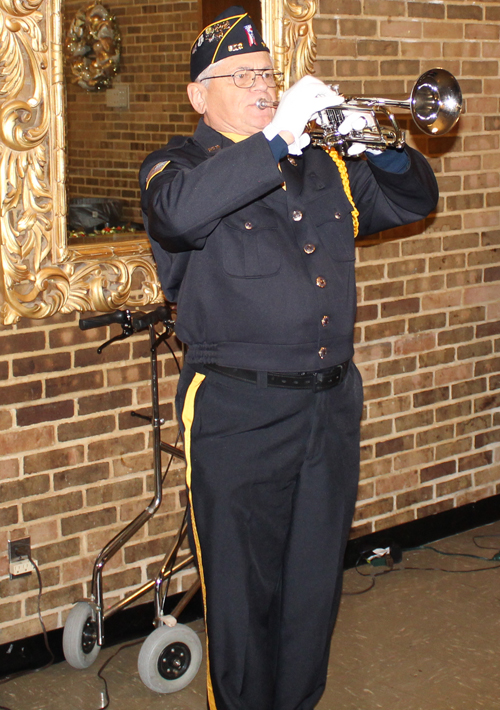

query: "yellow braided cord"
left=323, top=147, right=360, bottom=238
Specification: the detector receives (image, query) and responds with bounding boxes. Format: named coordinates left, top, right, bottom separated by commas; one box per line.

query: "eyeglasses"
left=201, top=69, right=283, bottom=89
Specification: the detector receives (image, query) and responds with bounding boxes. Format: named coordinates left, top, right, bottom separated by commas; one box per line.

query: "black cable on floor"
left=0, top=555, right=54, bottom=710
left=94, top=638, right=145, bottom=710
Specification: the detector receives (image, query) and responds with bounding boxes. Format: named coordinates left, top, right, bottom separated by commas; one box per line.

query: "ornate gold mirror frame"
left=0, top=0, right=317, bottom=325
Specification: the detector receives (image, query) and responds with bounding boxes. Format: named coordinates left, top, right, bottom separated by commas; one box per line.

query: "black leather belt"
left=205, top=360, right=350, bottom=392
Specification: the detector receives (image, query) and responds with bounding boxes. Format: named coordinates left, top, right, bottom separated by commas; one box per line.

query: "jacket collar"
left=193, top=118, right=236, bottom=155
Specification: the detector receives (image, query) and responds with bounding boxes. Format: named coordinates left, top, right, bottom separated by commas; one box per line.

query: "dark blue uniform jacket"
left=139, top=119, right=438, bottom=372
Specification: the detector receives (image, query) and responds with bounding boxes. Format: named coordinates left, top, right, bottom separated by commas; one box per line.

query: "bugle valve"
left=257, top=68, right=462, bottom=156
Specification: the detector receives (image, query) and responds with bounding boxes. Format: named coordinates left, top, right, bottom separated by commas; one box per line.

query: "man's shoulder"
left=139, top=135, right=207, bottom=190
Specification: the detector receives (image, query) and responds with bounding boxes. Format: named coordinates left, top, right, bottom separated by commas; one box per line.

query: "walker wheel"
left=138, top=623, right=203, bottom=693
left=62, top=601, right=101, bottom=669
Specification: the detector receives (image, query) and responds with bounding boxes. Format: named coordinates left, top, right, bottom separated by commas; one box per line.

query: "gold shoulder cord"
left=323, top=147, right=360, bottom=238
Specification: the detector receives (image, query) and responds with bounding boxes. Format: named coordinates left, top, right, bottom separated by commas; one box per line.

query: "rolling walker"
left=62, top=305, right=202, bottom=694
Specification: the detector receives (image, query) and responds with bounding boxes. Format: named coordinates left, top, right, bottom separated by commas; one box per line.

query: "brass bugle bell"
left=257, top=68, right=463, bottom=155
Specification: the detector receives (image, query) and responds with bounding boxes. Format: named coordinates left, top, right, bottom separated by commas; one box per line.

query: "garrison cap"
left=190, top=6, right=269, bottom=82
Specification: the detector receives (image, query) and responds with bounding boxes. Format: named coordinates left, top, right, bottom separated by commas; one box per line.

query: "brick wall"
left=314, top=0, right=500, bottom=534
left=65, top=0, right=200, bottom=224
left=1, top=0, right=499, bottom=645
left=0, top=312, right=194, bottom=642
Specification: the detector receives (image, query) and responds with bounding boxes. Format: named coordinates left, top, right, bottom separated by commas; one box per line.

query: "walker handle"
left=79, top=310, right=130, bottom=331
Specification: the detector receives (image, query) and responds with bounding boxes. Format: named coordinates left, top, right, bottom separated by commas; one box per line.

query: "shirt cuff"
left=367, top=148, right=410, bottom=174
left=267, top=133, right=289, bottom=162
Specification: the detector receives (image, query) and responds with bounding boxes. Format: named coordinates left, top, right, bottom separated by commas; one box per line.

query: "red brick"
left=394, top=333, right=436, bottom=356
left=475, top=357, right=500, bottom=377
left=17, top=400, right=74, bottom=427
left=58, top=415, right=115, bottom=442
left=360, top=419, right=393, bottom=442
left=421, top=460, right=456, bottom=483
left=24, top=446, right=84, bottom=474
left=475, top=428, right=500, bottom=448
left=22, top=491, right=83, bottom=520
left=375, top=435, right=414, bottom=458
left=436, top=400, right=472, bottom=422
left=54, top=462, right=110, bottom=490
left=413, top=386, right=449, bottom=408
left=416, top=424, right=454, bottom=448
left=0, top=381, right=42, bottom=405
left=369, top=396, right=411, bottom=419
left=13, top=352, right=71, bottom=377
left=355, top=304, right=379, bottom=322
left=458, top=341, right=492, bottom=361
left=396, top=486, right=433, bottom=509
left=459, top=451, right=493, bottom=473
left=365, top=320, right=405, bottom=341
left=377, top=357, right=416, bottom=378
left=74, top=342, right=130, bottom=368
left=61, top=507, right=117, bottom=535
left=0, top=427, right=54, bottom=456
left=45, top=371, right=104, bottom=397
left=78, top=389, right=133, bottom=415
left=0, top=331, right=45, bottom=355
left=409, top=313, right=446, bottom=333
left=86, top=478, right=143, bottom=506
left=1, top=474, right=51, bottom=503
left=0, top=505, right=19, bottom=526
left=409, top=1, right=445, bottom=18
left=353, top=497, right=394, bottom=522
left=87, top=431, right=146, bottom=461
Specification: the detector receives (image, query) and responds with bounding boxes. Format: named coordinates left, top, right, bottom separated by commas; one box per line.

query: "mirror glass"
left=63, top=0, right=201, bottom=244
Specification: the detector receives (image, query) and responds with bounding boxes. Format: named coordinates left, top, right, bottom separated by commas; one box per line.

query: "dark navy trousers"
left=177, top=360, right=363, bottom=710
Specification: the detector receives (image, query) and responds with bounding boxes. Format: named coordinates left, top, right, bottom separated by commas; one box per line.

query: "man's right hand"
left=263, top=75, right=344, bottom=146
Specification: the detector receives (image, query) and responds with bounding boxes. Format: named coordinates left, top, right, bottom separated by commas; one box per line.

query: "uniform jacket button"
left=334, top=212, right=342, bottom=220
left=319, top=347, right=327, bottom=358
left=292, top=210, right=303, bottom=221
left=303, top=243, right=316, bottom=254
left=316, top=276, right=327, bottom=288
left=245, top=221, right=253, bottom=230
left=321, top=315, right=330, bottom=327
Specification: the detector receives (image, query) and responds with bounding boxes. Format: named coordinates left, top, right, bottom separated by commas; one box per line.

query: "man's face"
left=188, top=52, right=277, bottom=136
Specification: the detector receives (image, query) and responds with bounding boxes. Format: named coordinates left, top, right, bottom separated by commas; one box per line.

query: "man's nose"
left=253, top=72, right=269, bottom=89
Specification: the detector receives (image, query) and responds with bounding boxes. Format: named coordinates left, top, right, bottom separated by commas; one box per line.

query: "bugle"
left=257, top=68, right=463, bottom=155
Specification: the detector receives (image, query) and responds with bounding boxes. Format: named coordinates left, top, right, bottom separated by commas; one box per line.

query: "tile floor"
left=1, top=520, right=499, bottom=710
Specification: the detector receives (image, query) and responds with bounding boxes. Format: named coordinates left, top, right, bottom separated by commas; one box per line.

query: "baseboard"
left=344, top=492, right=500, bottom=568
left=1, top=492, right=499, bottom=679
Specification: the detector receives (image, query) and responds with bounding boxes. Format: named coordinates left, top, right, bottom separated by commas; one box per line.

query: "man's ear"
left=187, top=82, right=207, bottom=115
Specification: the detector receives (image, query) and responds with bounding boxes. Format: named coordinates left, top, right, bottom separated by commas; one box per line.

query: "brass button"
left=334, top=212, right=342, bottom=220
left=288, top=157, right=297, bottom=166
left=319, top=347, right=327, bottom=359
left=321, top=315, right=330, bottom=327
left=303, top=243, right=316, bottom=254
left=244, top=222, right=253, bottom=230
left=292, top=210, right=303, bottom=221
left=316, top=276, right=327, bottom=288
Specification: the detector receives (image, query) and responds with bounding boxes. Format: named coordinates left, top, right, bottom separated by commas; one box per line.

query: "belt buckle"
left=313, top=366, right=341, bottom=392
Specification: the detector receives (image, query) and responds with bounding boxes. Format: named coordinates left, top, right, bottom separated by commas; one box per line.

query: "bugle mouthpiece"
left=256, top=98, right=279, bottom=110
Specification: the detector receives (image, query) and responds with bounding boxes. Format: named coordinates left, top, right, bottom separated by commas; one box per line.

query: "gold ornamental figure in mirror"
left=0, top=0, right=318, bottom=324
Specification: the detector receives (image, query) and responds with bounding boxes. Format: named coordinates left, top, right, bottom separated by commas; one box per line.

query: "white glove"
left=263, top=75, right=344, bottom=144
left=337, top=111, right=382, bottom=156
left=288, top=132, right=311, bottom=156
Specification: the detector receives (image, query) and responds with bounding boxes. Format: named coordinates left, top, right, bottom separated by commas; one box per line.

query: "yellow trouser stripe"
left=181, top=372, right=217, bottom=709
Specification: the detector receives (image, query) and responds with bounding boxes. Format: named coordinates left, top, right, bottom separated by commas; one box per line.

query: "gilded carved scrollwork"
left=0, top=0, right=317, bottom=324
left=262, top=0, right=317, bottom=89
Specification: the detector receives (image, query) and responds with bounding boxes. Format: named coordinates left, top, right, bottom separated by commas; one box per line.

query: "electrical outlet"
left=8, top=537, right=33, bottom=579
left=10, top=559, right=34, bottom=576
